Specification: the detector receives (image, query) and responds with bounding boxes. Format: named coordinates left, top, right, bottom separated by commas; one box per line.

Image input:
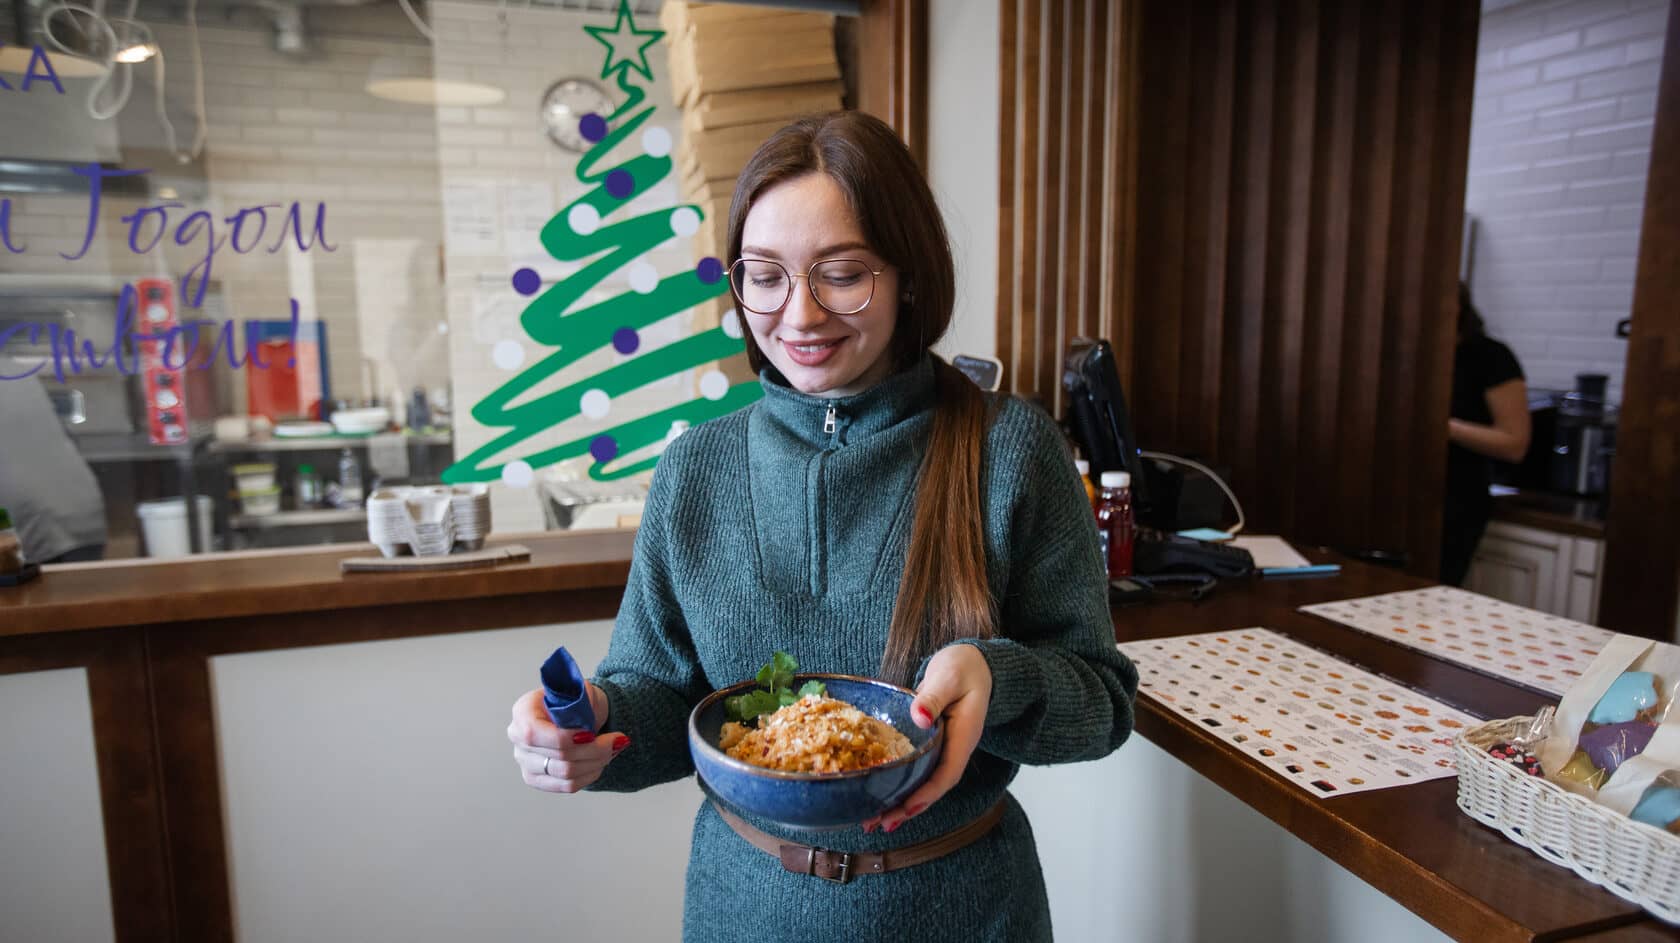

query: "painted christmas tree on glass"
left=444, top=0, right=760, bottom=487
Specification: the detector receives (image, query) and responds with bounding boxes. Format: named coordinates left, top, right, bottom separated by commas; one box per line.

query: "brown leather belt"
left=711, top=799, right=1006, bottom=885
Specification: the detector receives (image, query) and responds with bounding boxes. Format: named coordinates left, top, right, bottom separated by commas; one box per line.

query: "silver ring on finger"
left=543, top=756, right=552, bottom=777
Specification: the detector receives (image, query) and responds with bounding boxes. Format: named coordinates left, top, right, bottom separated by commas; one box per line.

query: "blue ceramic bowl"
left=688, top=673, right=944, bottom=831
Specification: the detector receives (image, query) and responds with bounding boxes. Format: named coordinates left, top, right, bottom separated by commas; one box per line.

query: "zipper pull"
left=823, top=405, right=837, bottom=435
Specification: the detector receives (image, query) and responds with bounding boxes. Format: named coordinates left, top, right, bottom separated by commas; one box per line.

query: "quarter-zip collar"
left=756, top=356, right=937, bottom=450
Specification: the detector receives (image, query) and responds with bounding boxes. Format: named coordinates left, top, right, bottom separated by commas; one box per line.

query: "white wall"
left=1465, top=0, right=1671, bottom=402
left=0, top=668, right=115, bottom=943
left=927, top=0, right=1000, bottom=364
left=1, top=620, right=1454, bottom=942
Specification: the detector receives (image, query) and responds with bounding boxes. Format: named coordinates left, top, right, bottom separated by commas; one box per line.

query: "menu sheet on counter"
left=1119, top=629, right=1481, bottom=797
left=1299, top=586, right=1613, bottom=698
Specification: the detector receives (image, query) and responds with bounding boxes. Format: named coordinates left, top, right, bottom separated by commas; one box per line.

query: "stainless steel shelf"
left=207, top=432, right=452, bottom=454
left=229, top=508, right=367, bottom=529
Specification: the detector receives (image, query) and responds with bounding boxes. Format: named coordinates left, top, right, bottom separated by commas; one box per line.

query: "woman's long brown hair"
left=726, top=111, right=995, bottom=686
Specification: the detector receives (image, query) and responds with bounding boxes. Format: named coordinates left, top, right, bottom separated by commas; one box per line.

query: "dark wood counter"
left=0, top=530, right=636, bottom=637
left=1492, top=489, right=1608, bottom=541
left=1115, top=551, right=1673, bottom=942
left=1, top=537, right=1673, bottom=941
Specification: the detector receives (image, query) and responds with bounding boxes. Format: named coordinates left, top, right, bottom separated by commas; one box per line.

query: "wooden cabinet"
left=1466, top=521, right=1603, bottom=624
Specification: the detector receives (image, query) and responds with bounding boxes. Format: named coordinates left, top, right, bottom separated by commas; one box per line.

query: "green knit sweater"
left=588, top=356, right=1138, bottom=942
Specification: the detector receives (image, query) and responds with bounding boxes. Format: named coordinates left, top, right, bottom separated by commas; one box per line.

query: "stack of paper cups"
left=450, top=484, right=492, bottom=551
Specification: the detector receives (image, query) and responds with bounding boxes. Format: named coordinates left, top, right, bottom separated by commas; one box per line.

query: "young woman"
left=507, top=111, right=1137, bottom=942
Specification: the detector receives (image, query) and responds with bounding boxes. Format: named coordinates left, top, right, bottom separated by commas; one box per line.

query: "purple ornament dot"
left=579, top=113, right=607, bottom=143
left=612, top=327, right=640, bottom=354
left=696, top=257, right=724, bottom=284
left=605, top=169, right=635, bottom=199
left=511, top=267, right=541, bottom=296
left=589, top=435, right=619, bottom=463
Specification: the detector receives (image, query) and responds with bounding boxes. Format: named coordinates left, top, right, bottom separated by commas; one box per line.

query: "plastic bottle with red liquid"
left=1094, top=471, right=1134, bottom=578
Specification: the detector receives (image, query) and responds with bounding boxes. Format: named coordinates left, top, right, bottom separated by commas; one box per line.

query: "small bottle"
left=1074, top=459, right=1096, bottom=508
left=1094, top=471, right=1134, bottom=578
left=337, top=448, right=364, bottom=508
left=0, top=506, right=24, bottom=574
left=295, top=464, right=322, bottom=509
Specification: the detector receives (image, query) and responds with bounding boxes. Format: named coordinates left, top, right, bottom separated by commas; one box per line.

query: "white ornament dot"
left=501, top=460, right=534, bottom=488
left=492, top=339, right=525, bottom=370
left=670, top=207, right=701, bottom=237
left=641, top=126, right=673, bottom=158
left=568, top=204, right=601, bottom=236
left=628, top=262, right=659, bottom=295
left=580, top=388, right=612, bottom=419
left=699, top=370, right=730, bottom=401
left=721, top=308, right=744, bottom=339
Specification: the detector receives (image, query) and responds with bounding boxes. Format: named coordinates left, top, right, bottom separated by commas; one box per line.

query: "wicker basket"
left=1454, top=716, right=1680, bottom=923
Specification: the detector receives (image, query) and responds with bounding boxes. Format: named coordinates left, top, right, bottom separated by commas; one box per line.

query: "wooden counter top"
left=1, top=537, right=1674, bottom=940
left=1492, top=489, right=1608, bottom=540
left=0, top=531, right=636, bottom=637
left=1115, top=551, right=1673, bottom=941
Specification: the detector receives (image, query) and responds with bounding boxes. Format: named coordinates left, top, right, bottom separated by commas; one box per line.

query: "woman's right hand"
left=508, top=683, right=630, bottom=793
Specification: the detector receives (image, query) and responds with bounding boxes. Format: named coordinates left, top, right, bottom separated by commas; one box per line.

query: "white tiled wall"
left=1465, top=0, right=1671, bottom=403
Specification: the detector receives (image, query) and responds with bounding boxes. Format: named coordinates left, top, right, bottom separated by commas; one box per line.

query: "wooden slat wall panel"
left=997, top=0, right=1480, bottom=576
left=1601, top=4, right=1680, bottom=639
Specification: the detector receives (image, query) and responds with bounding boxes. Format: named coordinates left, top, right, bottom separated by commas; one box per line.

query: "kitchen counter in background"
left=1492, top=487, right=1607, bottom=541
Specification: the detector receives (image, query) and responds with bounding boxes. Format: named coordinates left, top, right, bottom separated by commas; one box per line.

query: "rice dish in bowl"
left=688, top=673, right=943, bottom=831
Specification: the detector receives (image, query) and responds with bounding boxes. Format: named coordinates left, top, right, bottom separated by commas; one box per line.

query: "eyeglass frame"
left=727, top=257, right=891, bottom=316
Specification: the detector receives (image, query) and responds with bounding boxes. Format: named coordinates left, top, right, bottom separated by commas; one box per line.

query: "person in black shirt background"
left=1442, top=283, right=1530, bottom=586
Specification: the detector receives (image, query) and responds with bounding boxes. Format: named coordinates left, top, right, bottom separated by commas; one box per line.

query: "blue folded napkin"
left=540, top=646, right=597, bottom=732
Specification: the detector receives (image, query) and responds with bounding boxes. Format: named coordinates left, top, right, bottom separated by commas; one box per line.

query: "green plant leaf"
left=724, top=694, right=745, bottom=722
left=778, top=690, right=797, bottom=706
left=738, top=689, right=780, bottom=721
left=798, top=680, right=827, bottom=698
left=756, top=663, right=776, bottom=688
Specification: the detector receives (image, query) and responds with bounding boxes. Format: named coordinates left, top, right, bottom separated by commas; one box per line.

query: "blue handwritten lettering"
left=229, top=204, right=278, bottom=253
left=64, top=163, right=147, bottom=262
left=0, top=197, right=24, bottom=253
left=271, top=202, right=336, bottom=254
left=21, top=46, right=65, bottom=94
left=0, top=322, right=45, bottom=378
left=121, top=202, right=181, bottom=255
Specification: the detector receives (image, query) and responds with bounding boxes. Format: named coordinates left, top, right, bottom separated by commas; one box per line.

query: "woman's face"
left=738, top=172, right=901, bottom=398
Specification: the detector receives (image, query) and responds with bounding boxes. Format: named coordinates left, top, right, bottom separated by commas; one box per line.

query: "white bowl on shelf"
left=330, top=408, right=391, bottom=436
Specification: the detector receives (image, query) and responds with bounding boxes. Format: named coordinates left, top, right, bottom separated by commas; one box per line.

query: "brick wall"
left=0, top=4, right=451, bottom=409
left=1465, top=0, right=1671, bottom=402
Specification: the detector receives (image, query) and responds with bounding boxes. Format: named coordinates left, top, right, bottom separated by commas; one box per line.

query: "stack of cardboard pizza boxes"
left=660, top=1, right=842, bottom=349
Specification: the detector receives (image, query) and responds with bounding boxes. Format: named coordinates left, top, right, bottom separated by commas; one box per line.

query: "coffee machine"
left=1549, top=373, right=1616, bottom=497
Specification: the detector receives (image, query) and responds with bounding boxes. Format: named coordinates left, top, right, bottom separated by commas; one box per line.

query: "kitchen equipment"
left=538, top=475, right=649, bottom=530
left=1551, top=373, right=1617, bottom=497
left=329, top=407, right=390, bottom=436
left=136, top=496, right=214, bottom=557
left=232, top=462, right=276, bottom=493
left=273, top=421, right=334, bottom=438
left=0, top=277, right=223, bottom=442
left=239, top=487, right=280, bottom=517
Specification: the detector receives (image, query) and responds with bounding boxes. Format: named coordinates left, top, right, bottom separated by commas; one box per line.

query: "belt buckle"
left=805, top=847, right=852, bottom=885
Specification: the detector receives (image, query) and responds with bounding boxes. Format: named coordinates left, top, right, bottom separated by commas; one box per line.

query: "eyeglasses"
left=728, top=258, right=887, bottom=316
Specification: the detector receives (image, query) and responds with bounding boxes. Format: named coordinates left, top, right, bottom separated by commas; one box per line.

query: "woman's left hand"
left=862, top=644, right=992, bottom=834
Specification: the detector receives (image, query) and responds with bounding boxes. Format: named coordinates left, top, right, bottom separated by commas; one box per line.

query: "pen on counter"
left=1259, top=564, right=1342, bottom=580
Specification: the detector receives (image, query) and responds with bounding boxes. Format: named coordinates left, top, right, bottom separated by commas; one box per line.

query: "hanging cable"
left=151, top=0, right=208, bottom=162
left=398, top=0, right=435, bottom=41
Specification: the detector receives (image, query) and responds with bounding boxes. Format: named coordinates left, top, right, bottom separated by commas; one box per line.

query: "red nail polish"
left=572, top=732, right=595, bottom=745
left=613, top=735, right=630, bottom=751
left=915, top=706, right=932, bottom=724
left=883, top=819, right=902, bottom=834
left=906, top=802, right=928, bottom=817
left=862, top=822, right=876, bottom=834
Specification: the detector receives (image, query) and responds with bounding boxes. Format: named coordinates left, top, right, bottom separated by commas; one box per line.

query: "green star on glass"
left=584, top=0, right=665, bottom=83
